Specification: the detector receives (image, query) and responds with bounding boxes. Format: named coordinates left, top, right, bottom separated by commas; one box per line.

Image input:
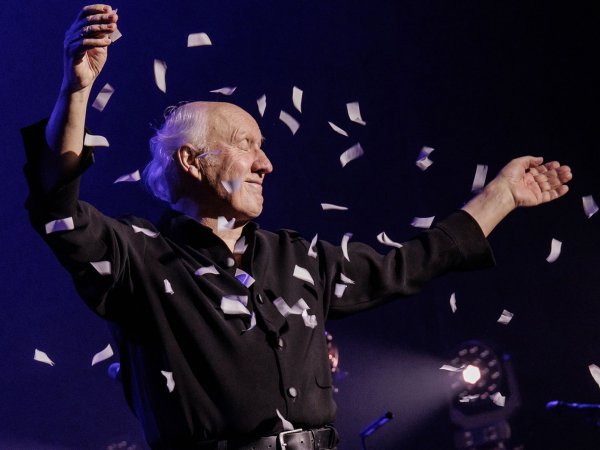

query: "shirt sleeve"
left=22, top=119, right=140, bottom=320
left=316, top=210, right=496, bottom=318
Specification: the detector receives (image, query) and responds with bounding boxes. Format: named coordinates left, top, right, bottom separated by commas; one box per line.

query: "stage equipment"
left=359, top=411, right=394, bottom=450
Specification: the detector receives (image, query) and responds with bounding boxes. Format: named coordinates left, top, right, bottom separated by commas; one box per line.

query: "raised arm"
left=462, top=156, right=573, bottom=237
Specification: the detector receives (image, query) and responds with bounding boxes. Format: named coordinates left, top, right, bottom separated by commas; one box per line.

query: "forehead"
left=208, top=105, right=262, bottom=143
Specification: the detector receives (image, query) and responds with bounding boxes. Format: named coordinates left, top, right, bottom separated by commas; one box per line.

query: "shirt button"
left=225, top=257, right=235, bottom=268
left=287, top=387, right=298, bottom=398
left=257, top=294, right=264, bottom=304
left=277, top=337, right=285, bottom=350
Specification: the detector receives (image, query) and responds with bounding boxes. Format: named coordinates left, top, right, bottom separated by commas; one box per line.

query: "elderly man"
left=22, top=4, right=572, bottom=450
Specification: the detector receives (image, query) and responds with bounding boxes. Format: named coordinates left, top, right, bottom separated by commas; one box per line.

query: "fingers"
left=76, top=4, right=114, bottom=20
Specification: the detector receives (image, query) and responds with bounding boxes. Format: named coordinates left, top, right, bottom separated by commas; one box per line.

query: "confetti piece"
left=321, top=203, right=348, bottom=211
left=246, top=312, right=257, bottom=332
left=308, top=234, right=318, bottom=258
left=450, top=292, right=457, bottom=313
left=471, top=164, right=488, bottom=193
left=131, top=225, right=160, bottom=238
left=154, top=59, right=167, bottom=93
left=292, top=86, right=303, bottom=113
left=34, top=349, right=55, bottom=366
left=273, top=298, right=293, bottom=317
left=440, top=364, right=464, bottom=372
left=279, top=110, right=300, bottom=135
left=459, top=394, right=480, bottom=403
left=341, top=233, right=352, bottom=261
left=161, top=370, right=175, bottom=392
left=195, top=265, right=219, bottom=276
left=235, top=268, right=255, bottom=288
left=164, top=279, right=174, bottom=294
left=491, top=392, right=506, bottom=407
left=114, top=169, right=141, bottom=184
left=90, top=261, right=111, bottom=275
left=293, top=265, right=314, bottom=285
left=217, top=216, right=235, bottom=231
left=210, top=86, right=237, bottom=95
left=328, top=121, right=348, bottom=137
left=91, top=83, right=115, bottom=112
left=416, top=146, right=434, bottom=171
left=108, top=27, right=122, bottom=42
left=45, top=217, right=74, bottom=234
left=346, top=101, right=366, bottom=125
left=411, top=216, right=435, bottom=229
left=187, top=32, right=212, bottom=47
left=276, top=409, right=295, bottom=431
left=546, top=238, right=562, bottom=263
left=497, top=309, right=514, bottom=325
left=340, top=143, right=364, bottom=167
left=84, top=133, right=110, bottom=147
left=376, top=231, right=403, bottom=249
left=222, top=179, right=242, bottom=194
left=91, top=344, right=114, bottom=366
left=220, top=295, right=251, bottom=315
left=257, top=94, right=267, bottom=117
left=340, top=273, right=355, bottom=284
left=233, top=236, right=248, bottom=254
left=334, top=283, right=347, bottom=298
left=583, top=195, right=599, bottom=218
left=589, top=364, right=600, bottom=389
left=302, top=309, right=318, bottom=328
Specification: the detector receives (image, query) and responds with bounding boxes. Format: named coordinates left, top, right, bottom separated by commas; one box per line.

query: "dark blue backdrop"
left=1, top=1, right=599, bottom=448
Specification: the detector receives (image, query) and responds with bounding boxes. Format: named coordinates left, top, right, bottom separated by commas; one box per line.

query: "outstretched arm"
left=462, top=156, right=573, bottom=237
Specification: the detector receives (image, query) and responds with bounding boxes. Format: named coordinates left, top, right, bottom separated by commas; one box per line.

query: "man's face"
left=198, top=104, right=273, bottom=221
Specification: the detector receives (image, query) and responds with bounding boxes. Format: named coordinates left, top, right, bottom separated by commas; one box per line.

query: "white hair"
left=143, top=103, right=209, bottom=203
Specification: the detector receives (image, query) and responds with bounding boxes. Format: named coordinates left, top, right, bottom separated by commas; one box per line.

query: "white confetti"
left=341, top=233, right=352, bottom=261
left=340, top=273, right=355, bottom=284
left=161, top=370, right=175, bottom=392
left=233, top=236, right=248, bottom=254
left=108, top=27, right=122, bottom=43
left=328, top=121, right=348, bottom=137
left=279, top=110, right=300, bottom=135
left=491, top=392, right=506, bottom=407
left=302, top=309, right=318, bottom=328
left=588, top=364, right=600, bottom=389
left=220, top=295, right=251, bottom=315
left=321, top=203, right=348, bottom=211
left=90, top=261, right=111, bottom=275
left=293, top=265, right=314, bottom=285
left=195, top=265, right=219, bottom=276
left=187, top=32, right=212, bottom=47
left=44, top=217, right=74, bottom=234
left=546, top=238, right=562, bottom=263
left=83, top=133, right=110, bottom=147
left=411, top=216, right=435, bottom=229
left=340, top=143, right=364, bottom=168
left=114, top=169, right=141, bottom=183
left=292, top=86, right=303, bottom=113
left=210, top=86, right=237, bottom=96
left=153, top=59, right=167, bottom=93
left=221, top=178, right=242, bottom=194
left=440, top=364, right=464, bottom=372
left=91, top=83, right=115, bottom=112
left=276, top=409, right=295, bottom=431
left=246, top=312, right=257, bottom=331
left=583, top=195, right=599, bottom=219
left=131, top=225, right=160, bottom=238
left=334, top=283, right=347, bottom=298
left=416, top=146, right=434, bottom=171
left=33, top=349, right=55, bottom=366
left=450, top=292, right=457, bottom=313
left=346, top=101, right=366, bottom=125
left=497, top=309, right=514, bottom=325
left=218, top=216, right=235, bottom=231
left=164, top=279, right=174, bottom=294
left=91, top=344, right=114, bottom=366
left=459, top=394, right=480, bottom=403
left=376, top=232, right=403, bottom=249
left=235, top=268, right=255, bottom=288
left=308, top=234, right=318, bottom=258
left=257, top=94, right=267, bottom=117
left=471, top=164, right=488, bottom=193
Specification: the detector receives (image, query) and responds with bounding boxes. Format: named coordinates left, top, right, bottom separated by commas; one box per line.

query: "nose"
left=253, top=149, right=273, bottom=176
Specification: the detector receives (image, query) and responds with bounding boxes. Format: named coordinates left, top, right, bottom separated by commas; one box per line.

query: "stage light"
left=462, top=365, right=481, bottom=385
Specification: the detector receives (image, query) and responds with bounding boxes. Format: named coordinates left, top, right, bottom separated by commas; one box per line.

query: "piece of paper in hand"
left=161, top=371, right=175, bottom=392
left=235, top=268, right=255, bottom=288
left=91, top=344, right=114, bottom=366
left=257, top=94, right=267, bottom=117
left=131, top=225, right=160, bottom=238
left=334, top=283, right=347, bottom=298
left=346, top=102, right=366, bottom=125
left=471, top=164, right=488, bottom=193
left=377, top=232, right=403, bottom=249
left=45, top=217, right=75, bottom=234
left=411, top=216, right=435, bottom=229
left=84, top=133, right=110, bottom=147
left=308, top=234, right=318, bottom=258
left=220, top=295, right=251, bottom=315
left=583, top=195, right=599, bottom=219
left=195, top=265, right=219, bottom=276
left=164, top=279, right=174, bottom=295
left=328, top=121, right=349, bottom=137
left=210, top=86, right=237, bottom=95
left=114, top=169, right=141, bottom=183
left=588, top=364, right=600, bottom=389
left=279, top=110, right=300, bottom=135
left=416, top=146, right=435, bottom=171
left=321, top=203, right=348, bottom=211
left=92, top=83, right=115, bottom=112
left=293, top=265, right=314, bottom=285
left=221, top=179, right=242, bottom=194
left=497, top=309, right=514, bottom=325
left=154, top=59, right=167, bottom=93
left=108, top=27, right=122, bottom=42
left=276, top=409, right=295, bottom=431
left=90, top=261, right=111, bottom=276
left=546, top=239, right=562, bottom=263
left=34, top=349, right=55, bottom=366
left=491, top=392, right=506, bottom=407
left=341, top=233, right=352, bottom=261
left=187, top=32, right=212, bottom=47
left=217, top=216, right=235, bottom=231
left=450, top=292, right=457, bottom=313
left=340, top=143, right=364, bottom=168
left=233, top=236, right=248, bottom=254
left=292, top=86, right=303, bottom=113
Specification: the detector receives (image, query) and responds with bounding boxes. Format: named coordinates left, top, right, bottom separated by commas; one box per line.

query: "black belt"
left=211, top=427, right=339, bottom=450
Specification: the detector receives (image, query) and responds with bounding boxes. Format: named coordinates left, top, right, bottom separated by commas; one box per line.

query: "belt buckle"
left=278, top=428, right=303, bottom=448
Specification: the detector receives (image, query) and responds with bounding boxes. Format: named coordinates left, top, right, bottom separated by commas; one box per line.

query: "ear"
left=176, top=144, right=202, bottom=180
